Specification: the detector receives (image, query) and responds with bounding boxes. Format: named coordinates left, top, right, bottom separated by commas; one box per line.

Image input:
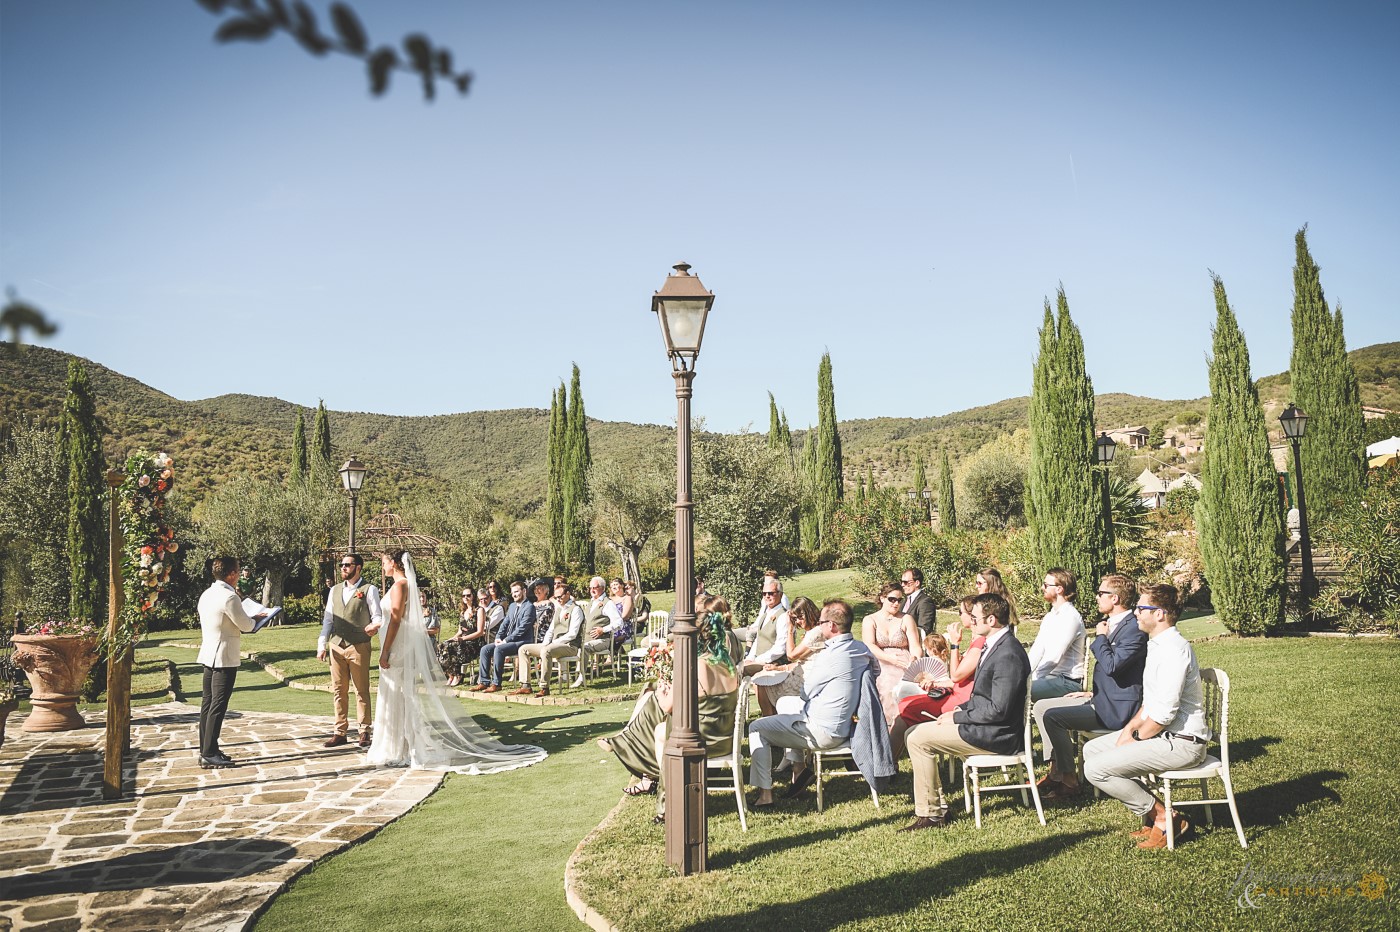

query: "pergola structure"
left=322, top=509, right=443, bottom=600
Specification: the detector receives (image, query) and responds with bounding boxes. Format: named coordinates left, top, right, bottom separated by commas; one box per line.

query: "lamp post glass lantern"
left=1279, top=404, right=1314, bottom=612
left=339, top=456, right=368, bottom=552
left=652, top=262, right=714, bottom=875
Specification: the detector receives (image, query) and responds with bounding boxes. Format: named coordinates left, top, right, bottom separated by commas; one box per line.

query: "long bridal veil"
left=366, top=553, right=546, bottom=774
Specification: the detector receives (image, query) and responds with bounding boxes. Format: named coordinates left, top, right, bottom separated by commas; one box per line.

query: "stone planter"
left=12, top=634, right=99, bottom=732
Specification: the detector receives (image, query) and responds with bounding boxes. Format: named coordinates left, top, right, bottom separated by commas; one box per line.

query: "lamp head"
left=1094, top=431, right=1117, bottom=466
left=1279, top=403, right=1307, bottom=440
left=339, top=455, right=368, bottom=493
left=652, top=262, right=714, bottom=371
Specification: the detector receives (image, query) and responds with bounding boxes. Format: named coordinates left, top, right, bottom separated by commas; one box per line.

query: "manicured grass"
left=570, top=637, right=1400, bottom=930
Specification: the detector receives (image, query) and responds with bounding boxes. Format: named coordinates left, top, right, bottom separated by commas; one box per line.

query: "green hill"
left=3, top=341, right=1396, bottom=512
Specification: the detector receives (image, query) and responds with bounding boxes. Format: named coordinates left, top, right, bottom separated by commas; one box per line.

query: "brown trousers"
left=329, top=640, right=372, bottom=736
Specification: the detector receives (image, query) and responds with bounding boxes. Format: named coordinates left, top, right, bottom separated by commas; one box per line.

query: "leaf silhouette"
left=215, top=15, right=276, bottom=42
left=454, top=72, right=473, bottom=95
left=368, top=47, right=397, bottom=95
left=435, top=48, right=453, bottom=76
left=403, top=34, right=434, bottom=100
left=291, top=2, right=330, bottom=55
left=193, top=0, right=230, bottom=12
left=264, top=0, right=291, bottom=27
left=330, top=2, right=367, bottom=53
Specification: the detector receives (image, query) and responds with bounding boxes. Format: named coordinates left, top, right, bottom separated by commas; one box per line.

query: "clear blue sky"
left=2, top=1, right=1396, bottom=432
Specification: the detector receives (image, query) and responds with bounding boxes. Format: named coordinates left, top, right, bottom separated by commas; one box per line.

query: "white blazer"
left=197, top=580, right=256, bottom=668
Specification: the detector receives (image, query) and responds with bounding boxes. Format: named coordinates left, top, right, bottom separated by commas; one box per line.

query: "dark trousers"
left=479, top=640, right=528, bottom=686
left=199, top=665, right=238, bottom=758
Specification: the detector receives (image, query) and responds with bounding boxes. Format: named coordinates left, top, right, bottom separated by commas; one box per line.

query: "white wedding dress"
left=366, top=554, right=546, bottom=774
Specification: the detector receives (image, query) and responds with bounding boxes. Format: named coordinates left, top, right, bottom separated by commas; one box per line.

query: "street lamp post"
left=652, top=261, right=714, bottom=876
left=1094, top=432, right=1117, bottom=573
left=339, top=455, right=368, bottom=553
left=1279, top=404, right=1314, bottom=615
left=922, top=487, right=934, bottom=529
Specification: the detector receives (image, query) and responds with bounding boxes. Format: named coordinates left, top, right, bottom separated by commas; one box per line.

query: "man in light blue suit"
left=748, top=599, right=881, bottom=807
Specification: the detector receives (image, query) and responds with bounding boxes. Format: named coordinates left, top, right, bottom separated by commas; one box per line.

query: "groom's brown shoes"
left=509, top=686, right=534, bottom=696
left=324, top=735, right=348, bottom=748
left=357, top=730, right=372, bottom=748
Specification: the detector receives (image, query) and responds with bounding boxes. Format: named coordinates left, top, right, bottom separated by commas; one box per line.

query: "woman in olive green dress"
left=600, top=595, right=741, bottom=820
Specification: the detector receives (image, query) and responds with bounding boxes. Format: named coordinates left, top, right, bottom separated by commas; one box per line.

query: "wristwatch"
left=1131, top=729, right=1143, bottom=741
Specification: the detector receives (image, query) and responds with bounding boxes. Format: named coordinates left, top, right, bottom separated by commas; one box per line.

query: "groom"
left=317, top=553, right=383, bottom=748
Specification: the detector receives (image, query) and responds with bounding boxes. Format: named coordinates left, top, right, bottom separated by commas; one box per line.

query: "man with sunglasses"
left=1034, top=574, right=1148, bottom=799
left=317, top=554, right=384, bottom=748
left=1084, top=583, right=1209, bottom=849
left=900, top=568, right=938, bottom=636
left=1028, top=567, right=1087, bottom=702
left=738, top=578, right=790, bottom=676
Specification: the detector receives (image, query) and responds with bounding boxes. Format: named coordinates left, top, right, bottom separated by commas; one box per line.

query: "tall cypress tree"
left=814, top=352, right=844, bottom=545
left=939, top=449, right=957, bottom=531
left=1198, top=275, right=1285, bottom=634
left=1288, top=227, right=1365, bottom=522
left=312, top=400, right=335, bottom=485
left=767, top=393, right=782, bottom=450
left=62, top=360, right=105, bottom=623
left=865, top=464, right=876, bottom=494
left=1027, top=289, right=1108, bottom=607
left=912, top=454, right=927, bottom=497
left=799, top=429, right=820, bottom=550
left=563, top=364, right=593, bottom=570
left=546, top=384, right=566, bottom=569
left=291, top=410, right=309, bottom=484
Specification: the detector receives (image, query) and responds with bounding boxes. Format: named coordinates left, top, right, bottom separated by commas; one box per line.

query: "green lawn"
left=569, top=636, right=1399, bottom=930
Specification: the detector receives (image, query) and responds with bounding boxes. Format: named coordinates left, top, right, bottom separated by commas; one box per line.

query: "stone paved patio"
left=0, top=702, right=443, bottom=932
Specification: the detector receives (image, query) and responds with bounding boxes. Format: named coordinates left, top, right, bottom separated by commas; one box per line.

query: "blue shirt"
left=799, top=633, right=880, bottom=740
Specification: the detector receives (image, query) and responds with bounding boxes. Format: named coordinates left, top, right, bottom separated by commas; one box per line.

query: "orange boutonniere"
left=353, top=590, right=366, bottom=600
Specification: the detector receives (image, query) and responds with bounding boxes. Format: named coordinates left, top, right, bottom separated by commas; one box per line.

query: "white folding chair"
left=553, top=646, right=586, bottom=690
left=704, top=676, right=751, bottom=831
left=813, top=725, right=881, bottom=814
left=1151, top=667, right=1247, bottom=849
left=649, top=610, right=670, bottom=637
left=962, top=674, right=1046, bottom=828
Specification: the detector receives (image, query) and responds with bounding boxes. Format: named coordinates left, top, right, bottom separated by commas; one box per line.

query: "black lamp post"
left=1279, top=404, right=1314, bottom=615
left=652, top=261, right=714, bottom=875
left=1094, top=432, right=1117, bottom=573
left=339, top=455, right=368, bottom=553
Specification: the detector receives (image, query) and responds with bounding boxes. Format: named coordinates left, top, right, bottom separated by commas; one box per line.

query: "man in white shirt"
left=316, top=553, right=384, bottom=748
left=196, top=556, right=266, bottom=768
left=514, top=580, right=586, bottom=697
left=1084, top=583, right=1210, bottom=849
left=1028, top=567, right=1087, bottom=701
left=739, top=579, right=790, bottom=679
left=579, top=576, right=625, bottom=683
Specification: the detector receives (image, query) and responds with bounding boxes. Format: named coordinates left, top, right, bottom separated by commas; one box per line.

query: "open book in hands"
left=241, top=598, right=283, bottom=632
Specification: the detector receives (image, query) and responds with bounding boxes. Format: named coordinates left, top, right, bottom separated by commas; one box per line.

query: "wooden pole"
left=102, top=469, right=130, bottom=799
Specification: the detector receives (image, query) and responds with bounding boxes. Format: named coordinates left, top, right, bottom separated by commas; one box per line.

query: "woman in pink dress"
left=862, top=582, right=923, bottom=724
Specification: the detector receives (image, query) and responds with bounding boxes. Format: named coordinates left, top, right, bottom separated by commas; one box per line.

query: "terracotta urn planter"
left=12, top=634, right=99, bottom=732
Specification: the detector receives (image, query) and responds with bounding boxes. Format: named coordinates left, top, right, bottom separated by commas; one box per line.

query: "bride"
left=367, top=549, right=546, bottom=773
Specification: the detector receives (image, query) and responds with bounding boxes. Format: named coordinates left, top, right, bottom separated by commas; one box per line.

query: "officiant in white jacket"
left=196, top=556, right=265, bottom=769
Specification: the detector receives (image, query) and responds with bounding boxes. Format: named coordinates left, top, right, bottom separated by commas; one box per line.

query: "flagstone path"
left=0, top=702, right=442, bottom=932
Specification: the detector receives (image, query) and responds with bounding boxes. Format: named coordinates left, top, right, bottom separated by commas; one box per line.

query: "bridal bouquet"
left=645, top=640, right=674, bottom=685
left=110, top=451, right=178, bottom=657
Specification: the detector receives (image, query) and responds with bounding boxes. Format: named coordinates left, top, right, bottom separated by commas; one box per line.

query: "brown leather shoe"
left=1137, top=816, right=1191, bottom=849
left=468, top=684, right=487, bottom=692
left=1128, top=824, right=1155, bottom=839
left=483, top=684, right=500, bottom=693
left=357, top=731, right=372, bottom=748
left=323, top=735, right=348, bottom=748
left=898, top=814, right=948, bottom=832
left=535, top=687, right=550, bottom=698
left=509, top=686, right=534, bottom=696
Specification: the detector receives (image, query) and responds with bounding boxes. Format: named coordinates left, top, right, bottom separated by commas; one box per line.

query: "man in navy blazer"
left=1035, top=574, right=1148, bottom=798
left=903, top=592, right=1030, bottom=830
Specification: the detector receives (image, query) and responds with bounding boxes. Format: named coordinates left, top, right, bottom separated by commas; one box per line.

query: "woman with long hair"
left=975, top=566, right=1020, bottom=626
left=863, top=581, right=923, bottom=723
left=441, top=586, right=485, bottom=687
left=753, top=596, right=825, bottom=716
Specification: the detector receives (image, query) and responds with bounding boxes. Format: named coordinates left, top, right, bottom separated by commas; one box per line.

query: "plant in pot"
left=12, top=617, right=101, bottom=733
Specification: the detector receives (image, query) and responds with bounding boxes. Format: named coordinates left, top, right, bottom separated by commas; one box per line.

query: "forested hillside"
left=3, top=341, right=1395, bottom=512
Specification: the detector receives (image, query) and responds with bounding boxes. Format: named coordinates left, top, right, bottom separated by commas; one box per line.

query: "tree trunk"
left=260, top=566, right=288, bottom=608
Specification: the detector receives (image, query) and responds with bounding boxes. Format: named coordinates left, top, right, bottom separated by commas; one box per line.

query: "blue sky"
left=2, top=0, right=1396, bottom=432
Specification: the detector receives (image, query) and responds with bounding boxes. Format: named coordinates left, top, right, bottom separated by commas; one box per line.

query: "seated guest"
left=1029, top=567, right=1086, bottom=701
left=599, top=595, right=742, bottom=819
left=470, top=579, right=535, bottom=693
left=942, top=595, right=987, bottom=697
left=627, top=582, right=652, bottom=634
left=580, top=576, right=626, bottom=675
left=1084, top=584, right=1209, bottom=849
left=530, top=578, right=556, bottom=642
left=440, top=587, right=485, bottom=687
left=1035, top=574, right=1148, bottom=797
left=610, top=578, right=634, bottom=644
left=903, top=592, right=1030, bottom=831
left=749, top=600, right=893, bottom=809
left=420, top=591, right=440, bottom=645
left=754, top=596, right=825, bottom=716
left=888, top=633, right=952, bottom=760
left=975, top=566, right=1020, bottom=626
left=514, top=580, right=586, bottom=697
left=864, top=582, right=923, bottom=725
left=738, top=578, right=790, bottom=673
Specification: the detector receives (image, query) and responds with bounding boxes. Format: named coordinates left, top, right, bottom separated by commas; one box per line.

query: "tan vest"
left=330, top=580, right=373, bottom=647
left=549, top=600, right=584, bottom=647
left=750, top=606, right=782, bottom=658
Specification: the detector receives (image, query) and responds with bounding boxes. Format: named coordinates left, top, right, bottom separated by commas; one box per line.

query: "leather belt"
left=1165, top=732, right=1206, bottom=745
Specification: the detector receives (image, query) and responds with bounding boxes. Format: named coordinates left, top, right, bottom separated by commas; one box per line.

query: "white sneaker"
left=572, top=676, right=585, bottom=688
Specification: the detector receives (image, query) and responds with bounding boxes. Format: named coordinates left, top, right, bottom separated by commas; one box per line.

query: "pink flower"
left=138, top=475, right=150, bottom=487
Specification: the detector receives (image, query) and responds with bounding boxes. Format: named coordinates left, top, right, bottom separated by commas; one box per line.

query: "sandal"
left=624, top=778, right=657, bottom=797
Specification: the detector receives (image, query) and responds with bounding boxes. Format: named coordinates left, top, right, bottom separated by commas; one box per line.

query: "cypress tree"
left=1026, top=289, right=1109, bottom=607
left=312, top=400, right=335, bottom=485
left=865, top=464, right=876, bottom=494
left=1198, top=275, right=1286, bottom=634
left=799, top=429, right=820, bottom=550
left=1288, top=227, right=1365, bottom=522
left=547, top=384, right=566, bottom=568
left=62, top=360, right=105, bottom=623
left=767, top=393, right=782, bottom=450
left=912, top=454, right=927, bottom=497
left=814, top=352, right=843, bottom=545
left=939, top=449, right=957, bottom=531
left=563, top=364, right=593, bottom=570
left=291, top=410, right=308, bottom=484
